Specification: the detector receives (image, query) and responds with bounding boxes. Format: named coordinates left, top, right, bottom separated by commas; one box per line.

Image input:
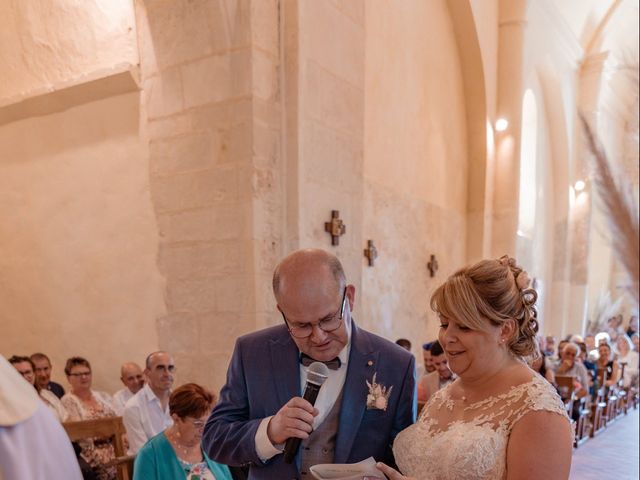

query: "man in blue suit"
left=203, top=249, right=416, bottom=479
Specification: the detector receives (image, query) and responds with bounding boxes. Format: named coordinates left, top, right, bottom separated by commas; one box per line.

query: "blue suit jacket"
left=202, top=322, right=416, bottom=480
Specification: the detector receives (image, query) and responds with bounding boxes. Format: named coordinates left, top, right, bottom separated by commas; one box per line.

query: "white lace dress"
left=394, top=374, right=570, bottom=479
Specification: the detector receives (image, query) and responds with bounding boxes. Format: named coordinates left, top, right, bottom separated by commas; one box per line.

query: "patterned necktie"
left=300, top=353, right=341, bottom=370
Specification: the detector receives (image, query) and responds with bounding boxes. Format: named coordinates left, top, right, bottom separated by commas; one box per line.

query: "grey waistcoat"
left=299, top=387, right=345, bottom=477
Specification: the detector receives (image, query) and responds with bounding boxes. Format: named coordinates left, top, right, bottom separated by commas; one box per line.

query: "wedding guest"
left=123, top=352, right=175, bottom=454
left=550, top=339, right=569, bottom=369
left=416, top=341, right=435, bottom=379
left=530, top=350, right=555, bottom=385
left=595, top=331, right=611, bottom=347
left=133, top=383, right=232, bottom=480
left=417, top=341, right=453, bottom=402
left=395, top=338, right=412, bottom=351
left=631, top=333, right=639, bottom=352
left=30, top=352, right=66, bottom=399
left=61, top=357, right=117, bottom=480
left=544, top=335, right=556, bottom=357
left=626, top=315, right=639, bottom=337
left=112, top=362, right=145, bottom=415
left=596, top=343, right=620, bottom=389
left=554, top=343, right=590, bottom=399
left=616, top=335, right=639, bottom=388
left=585, top=333, right=598, bottom=360
left=605, top=315, right=624, bottom=342
left=8, top=355, right=68, bottom=422
left=577, top=342, right=597, bottom=394
left=377, top=255, right=572, bottom=480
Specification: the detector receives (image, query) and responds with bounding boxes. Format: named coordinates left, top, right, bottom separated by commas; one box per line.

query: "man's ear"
left=345, top=284, right=356, bottom=312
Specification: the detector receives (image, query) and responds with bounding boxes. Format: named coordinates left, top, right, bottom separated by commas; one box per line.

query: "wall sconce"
left=495, top=118, right=509, bottom=132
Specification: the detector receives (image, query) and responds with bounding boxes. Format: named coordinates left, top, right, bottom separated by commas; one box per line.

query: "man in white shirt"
left=123, top=352, right=174, bottom=454
left=112, top=362, right=145, bottom=415
left=203, top=249, right=415, bottom=479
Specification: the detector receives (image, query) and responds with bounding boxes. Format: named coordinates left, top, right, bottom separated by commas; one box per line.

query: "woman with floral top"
left=61, top=356, right=117, bottom=480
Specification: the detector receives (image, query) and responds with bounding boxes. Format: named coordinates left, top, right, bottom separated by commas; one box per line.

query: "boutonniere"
left=366, top=372, right=393, bottom=411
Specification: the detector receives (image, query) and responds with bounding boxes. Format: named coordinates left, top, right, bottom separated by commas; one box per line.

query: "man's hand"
left=557, top=359, right=572, bottom=374
left=267, top=397, right=319, bottom=445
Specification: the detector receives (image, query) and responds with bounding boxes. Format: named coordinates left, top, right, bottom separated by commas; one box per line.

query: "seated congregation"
left=5, top=252, right=639, bottom=480
left=7, top=323, right=638, bottom=479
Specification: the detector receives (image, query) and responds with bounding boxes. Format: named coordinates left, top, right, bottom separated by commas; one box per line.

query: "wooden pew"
left=556, top=375, right=589, bottom=447
left=63, top=416, right=134, bottom=480
left=590, top=370, right=608, bottom=437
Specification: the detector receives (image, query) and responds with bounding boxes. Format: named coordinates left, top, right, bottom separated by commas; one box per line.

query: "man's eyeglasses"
left=282, top=287, right=348, bottom=339
left=69, top=371, right=92, bottom=377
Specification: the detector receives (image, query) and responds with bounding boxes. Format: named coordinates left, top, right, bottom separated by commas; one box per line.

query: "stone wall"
left=0, top=93, right=165, bottom=393
left=361, top=0, right=468, bottom=350
left=0, top=0, right=163, bottom=393
left=138, top=0, right=282, bottom=389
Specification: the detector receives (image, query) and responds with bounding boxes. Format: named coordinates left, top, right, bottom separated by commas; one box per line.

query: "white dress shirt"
left=255, top=322, right=353, bottom=460
left=123, top=383, right=173, bottom=454
left=112, top=387, right=135, bottom=416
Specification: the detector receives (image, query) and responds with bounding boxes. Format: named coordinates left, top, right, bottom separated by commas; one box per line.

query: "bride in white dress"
left=377, top=256, right=573, bottom=480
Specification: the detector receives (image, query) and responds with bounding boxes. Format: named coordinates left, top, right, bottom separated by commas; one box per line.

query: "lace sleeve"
left=513, top=375, right=569, bottom=425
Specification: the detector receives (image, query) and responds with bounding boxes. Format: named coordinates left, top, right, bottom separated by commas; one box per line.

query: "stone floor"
left=569, top=407, right=639, bottom=479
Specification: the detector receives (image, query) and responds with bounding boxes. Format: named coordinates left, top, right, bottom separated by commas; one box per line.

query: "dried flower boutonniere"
left=366, top=372, right=393, bottom=411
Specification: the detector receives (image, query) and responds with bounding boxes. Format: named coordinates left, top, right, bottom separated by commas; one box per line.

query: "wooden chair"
left=556, top=375, right=589, bottom=446
left=63, top=416, right=134, bottom=480
left=602, top=368, right=619, bottom=424
left=590, top=370, right=608, bottom=437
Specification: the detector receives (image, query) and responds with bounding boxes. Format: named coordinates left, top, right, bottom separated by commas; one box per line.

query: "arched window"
left=518, top=89, right=537, bottom=238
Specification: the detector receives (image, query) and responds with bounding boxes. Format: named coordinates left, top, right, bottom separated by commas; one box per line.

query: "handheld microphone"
left=283, top=361, right=330, bottom=464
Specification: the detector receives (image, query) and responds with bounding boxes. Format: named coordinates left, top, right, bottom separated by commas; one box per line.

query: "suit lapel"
left=270, top=329, right=301, bottom=407
left=335, top=322, right=378, bottom=463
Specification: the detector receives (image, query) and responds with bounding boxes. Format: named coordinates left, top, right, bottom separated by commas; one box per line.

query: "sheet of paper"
left=309, top=456, right=386, bottom=480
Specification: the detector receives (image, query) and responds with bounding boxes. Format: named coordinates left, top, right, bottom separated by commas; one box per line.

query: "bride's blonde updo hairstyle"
left=430, top=255, right=539, bottom=357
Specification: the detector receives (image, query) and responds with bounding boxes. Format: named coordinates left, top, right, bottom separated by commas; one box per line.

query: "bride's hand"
left=375, top=462, right=415, bottom=480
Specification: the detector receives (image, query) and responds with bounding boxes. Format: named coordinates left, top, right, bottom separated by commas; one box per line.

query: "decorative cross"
left=427, top=254, right=439, bottom=277
left=324, top=210, right=346, bottom=246
left=364, top=240, right=378, bottom=267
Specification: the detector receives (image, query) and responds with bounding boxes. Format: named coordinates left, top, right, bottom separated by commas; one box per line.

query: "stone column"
left=563, top=52, right=608, bottom=336
left=137, top=0, right=282, bottom=389
left=491, top=0, right=529, bottom=258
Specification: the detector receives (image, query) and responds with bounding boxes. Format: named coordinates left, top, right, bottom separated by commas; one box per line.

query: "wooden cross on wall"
left=364, top=240, right=378, bottom=266
left=324, top=210, right=346, bottom=245
left=427, top=254, right=439, bottom=277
